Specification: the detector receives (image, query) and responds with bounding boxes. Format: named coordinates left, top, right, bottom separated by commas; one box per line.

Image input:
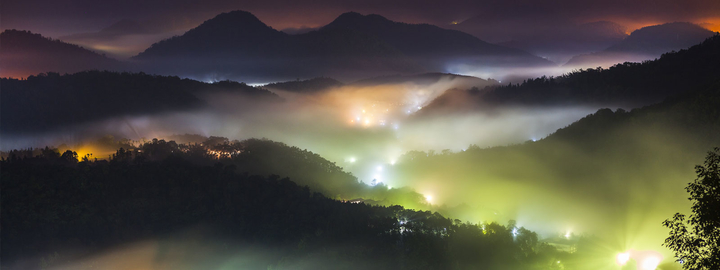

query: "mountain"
left=322, top=12, right=554, bottom=68
left=419, top=34, right=720, bottom=113
left=132, top=11, right=553, bottom=82
left=390, top=80, right=720, bottom=259
left=565, top=22, right=716, bottom=68
left=452, top=17, right=629, bottom=64
left=494, top=21, right=629, bottom=64
left=1, top=137, right=564, bottom=269
left=136, top=11, right=291, bottom=59
left=133, top=11, right=417, bottom=82
left=0, top=30, right=123, bottom=78
left=0, top=71, right=280, bottom=133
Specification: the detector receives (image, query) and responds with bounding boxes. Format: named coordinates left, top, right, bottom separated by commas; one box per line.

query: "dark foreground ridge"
left=3, top=138, right=575, bottom=270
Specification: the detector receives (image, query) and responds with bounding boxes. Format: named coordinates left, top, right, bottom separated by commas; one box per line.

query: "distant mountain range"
left=417, top=34, right=720, bottom=115
left=0, top=30, right=123, bottom=78
left=132, top=10, right=554, bottom=82
left=0, top=71, right=280, bottom=133
left=565, top=22, right=716, bottom=68
left=3, top=13, right=717, bottom=84
left=452, top=18, right=629, bottom=64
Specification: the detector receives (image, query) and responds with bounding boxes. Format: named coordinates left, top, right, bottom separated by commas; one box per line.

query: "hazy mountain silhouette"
left=136, top=11, right=291, bottom=59
left=133, top=10, right=552, bottom=82
left=0, top=71, right=280, bottom=133
left=452, top=17, right=629, bottom=64
left=0, top=30, right=123, bottom=78
left=495, top=21, right=628, bottom=64
left=60, top=19, right=154, bottom=42
left=565, top=22, right=716, bottom=68
left=133, top=11, right=418, bottom=82
left=419, top=34, right=720, bottom=114
left=323, top=12, right=554, bottom=68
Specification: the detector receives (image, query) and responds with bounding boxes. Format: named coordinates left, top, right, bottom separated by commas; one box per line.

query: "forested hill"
left=389, top=80, right=720, bottom=247
left=1, top=139, right=571, bottom=270
left=0, top=71, right=280, bottom=133
left=482, top=34, right=720, bottom=107
left=0, top=30, right=123, bottom=78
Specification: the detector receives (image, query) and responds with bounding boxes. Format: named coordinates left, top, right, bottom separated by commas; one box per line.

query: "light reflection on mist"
left=2, top=74, right=698, bottom=267
left=0, top=77, right=597, bottom=186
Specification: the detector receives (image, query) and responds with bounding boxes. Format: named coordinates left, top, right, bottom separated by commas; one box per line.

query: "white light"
left=641, top=257, right=661, bottom=270
left=377, top=166, right=383, bottom=171
left=390, top=160, right=396, bottom=165
left=616, top=252, right=630, bottom=266
left=349, top=157, right=356, bottom=163
left=512, top=228, right=519, bottom=236
left=425, top=195, right=432, bottom=202
left=564, top=231, right=571, bottom=239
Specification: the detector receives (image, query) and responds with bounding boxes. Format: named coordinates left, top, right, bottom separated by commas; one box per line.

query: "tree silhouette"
left=663, top=147, right=720, bottom=269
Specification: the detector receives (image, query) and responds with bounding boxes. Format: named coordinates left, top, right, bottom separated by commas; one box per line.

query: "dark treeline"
left=0, top=71, right=280, bottom=133
left=481, top=34, right=720, bottom=107
left=264, top=77, right=345, bottom=93
left=2, top=141, right=570, bottom=270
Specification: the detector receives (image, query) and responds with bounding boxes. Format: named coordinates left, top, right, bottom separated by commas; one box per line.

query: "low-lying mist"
left=1, top=76, right=596, bottom=187
left=3, top=73, right=715, bottom=268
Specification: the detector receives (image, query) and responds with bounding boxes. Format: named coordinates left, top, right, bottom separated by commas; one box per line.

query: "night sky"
left=4, top=0, right=719, bottom=36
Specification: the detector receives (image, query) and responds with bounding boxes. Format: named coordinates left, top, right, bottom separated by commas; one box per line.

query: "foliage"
left=663, top=147, right=720, bottom=269
left=1, top=143, right=567, bottom=269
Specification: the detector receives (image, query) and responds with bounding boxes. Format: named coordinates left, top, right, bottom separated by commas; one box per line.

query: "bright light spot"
left=417, top=106, right=422, bottom=110
left=564, top=231, right=571, bottom=239
left=387, top=185, right=392, bottom=189
left=365, top=120, right=370, bottom=125
left=616, top=252, right=630, bottom=266
left=641, top=256, right=661, bottom=270
left=390, top=160, right=396, bottom=165
left=377, top=166, right=383, bottom=171
left=349, top=157, right=356, bottom=163
left=424, top=195, right=432, bottom=202
left=512, top=228, right=519, bottom=236
left=356, top=117, right=360, bottom=121
left=362, top=110, right=366, bottom=113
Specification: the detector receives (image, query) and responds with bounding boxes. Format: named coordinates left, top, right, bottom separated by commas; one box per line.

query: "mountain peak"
left=197, top=10, right=271, bottom=31
left=326, top=12, right=394, bottom=29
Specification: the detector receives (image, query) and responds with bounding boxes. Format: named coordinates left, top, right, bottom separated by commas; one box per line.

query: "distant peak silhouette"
left=192, top=10, right=278, bottom=34
left=326, top=12, right=394, bottom=28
